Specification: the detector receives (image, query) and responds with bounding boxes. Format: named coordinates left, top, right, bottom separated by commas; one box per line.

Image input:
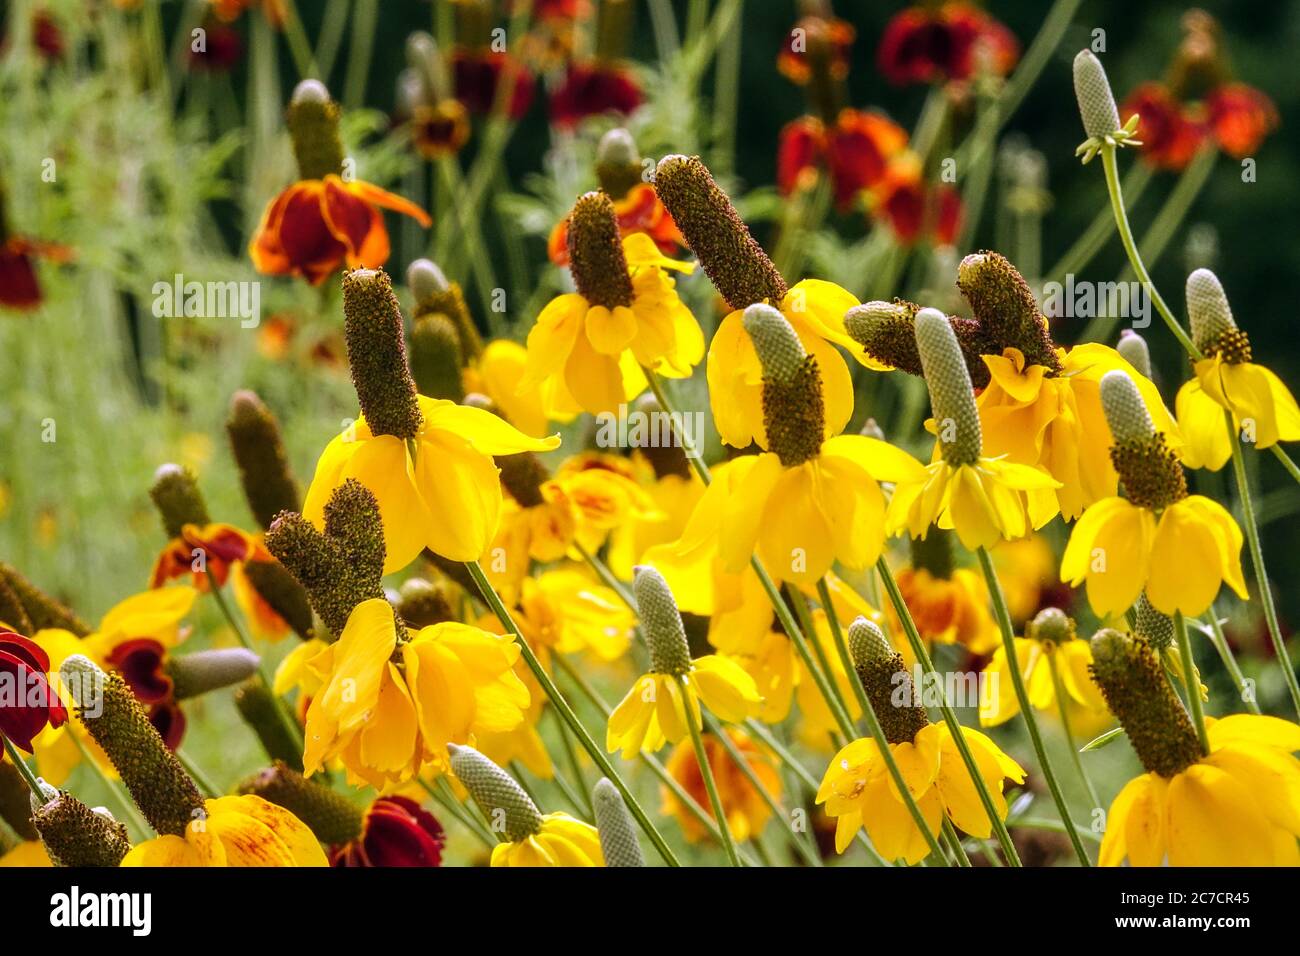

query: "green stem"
left=1204, top=603, right=1262, bottom=716
left=204, top=570, right=304, bottom=753
left=66, top=732, right=151, bottom=840
left=1124, top=145, right=1217, bottom=277
left=280, top=0, right=320, bottom=79
left=1228, top=417, right=1300, bottom=717
left=1046, top=161, right=1153, bottom=289
left=343, top=0, right=378, bottom=108
left=703, top=714, right=822, bottom=866
left=877, top=556, right=1023, bottom=865
left=421, top=778, right=497, bottom=848
left=977, top=548, right=1090, bottom=866
left=1271, top=446, right=1300, bottom=488
left=677, top=683, right=741, bottom=867
left=709, top=0, right=744, bottom=176
left=787, top=588, right=855, bottom=739
left=816, top=579, right=952, bottom=865
left=1099, top=145, right=1201, bottom=359
left=575, top=542, right=636, bottom=612
left=941, top=818, right=972, bottom=867
left=1045, top=651, right=1102, bottom=811
left=1, top=735, right=44, bottom=797
left=464, top=561, right=680, bottom=866
left=1175, top=611, right=1211, bottom=753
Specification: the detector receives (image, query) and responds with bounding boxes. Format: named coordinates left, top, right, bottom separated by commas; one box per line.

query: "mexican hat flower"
left=450, top=743, right=603, bottom=867
left=27, top=781, right=132, bottom=867
left=521, top=190, right=702, bottom=416
left=1062, top=370, right=1247, bottom=618
left=670, top=304, right=924, bottom=586
left=0, top=232, right=72, bottom=311
left=0, top=629, right=67, bottom=752
left=869, top=152, right=964, bottom=246
left=892, top=530, right=998, bottom=655
left=148, top=464, right=268, bottom=590
left=877, top=2, right=1019, bottom=87
left=662, top=727, right=780, bottom=844
left=818, top=618, right=1024, bottom=861
left=58, top=655, right=325, bottom=866
left=1073, top=49, right=1143, bottom=164
left=1088, top=628, right=1300, bottom=866
left=303, top=268, right=559, bottom=573
left=401, top=32, right=471, bottom=161
left=547, top=129, right=682, bottom=267
left=778, top=110, right=910, bottom=209
left=1175, top=269, right=1300, bottom=470
left=978, top=608, right=1112, bottom=739
left=653, top=153, right=878, bottom=449
left=249, top=80, right=431, bottom=286
left=885, top=307, right=1061, bottom=550
left=607, top=567, right=761, bottom=759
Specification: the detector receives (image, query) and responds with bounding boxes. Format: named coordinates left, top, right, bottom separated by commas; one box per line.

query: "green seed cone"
left=31, top=784, right=131, bottom=867
left=1088, top=628, right=1204, bottom=776
left=915, top=308, right=982, bottom=466
left=342, top=268, right=423, bottom=440
left=448, top=744, right=543, bottom=842
left=149, top=463, right=211, bottom=540
left=1099, top=370, right=1155, bottom=445
left=409, top=312, right=466, bottom=401
left=746, top=303, right=825, bottom=467
left=60, top=656, right=204, bottom=837
left=226, top=390, right=301, bottom=530
left=848, top=618, right=929, bottom=746
left=0, top=562, right=90, bottom=636
left=633, top=565, right=692, bottom=676
left=241, top=557, right=316, bottom=640
left=654, top=154, right=788, bottom=311
left=408, top=259, right=483, bottom=361
left=592, top=777, right=643, bottom=867
left=744, top=303, right=806, bottom=385
left=595, top=128, right=644, bottom=198
left=1027, top=607, right=1075, bottom=645
left=166, top=648, right=260, bottom=701
left=1117, top=330, right=1152, bottom=380
left=1186, top=268, right=1250, bottom=361
left=237, top=761, right=362, bottom=846
left=234, top=680, right=305, bottom=772
left=287, top=79, right=345, bottom=180
left=1073, top=50, right=1122, bottom=139
left=1133, top=593, right=1174, bottom=651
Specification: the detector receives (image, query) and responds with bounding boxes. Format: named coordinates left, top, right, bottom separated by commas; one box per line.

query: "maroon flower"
left=549, top=62, right=642, bottom=129
left=189, top=19, right=243, bottom=73
left=452, top=51, right=535, bottom=118
left=0, top=236, right=73, bottom=311
left=0, top=630, right=67, bottom=753
left=331, top=795, right=445, bottom=867
left=877, top=2, right=1018, bottom=87
left=104, top=638, right=186, bottom=751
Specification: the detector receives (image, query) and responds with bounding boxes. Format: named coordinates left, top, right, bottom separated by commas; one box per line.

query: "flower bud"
left=595, top=128, right=643, bottom=197
left=408, top=258, right=483, bottom=360
left=167, top=648, right=260, bottom=700
left=447, top=743, right=543, bottom=842
left=409, top=312, right=466, bottom=401
left=633, top=565, right=692, bottom=677
left=592, top=777, right=643, bottom=867
left=1027, top=607, right=1075, bottom=645
left=1117, top=329, right=1153, bottom=379
left=1073, top=50, right=1121, bottom=139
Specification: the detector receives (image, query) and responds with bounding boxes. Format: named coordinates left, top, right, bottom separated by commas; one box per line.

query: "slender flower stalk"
left=1044, top=650, right=1102, bottom=812
left=1173, top=611, right=1211, bottom=752
left=676, top=673, right=741, bottom=866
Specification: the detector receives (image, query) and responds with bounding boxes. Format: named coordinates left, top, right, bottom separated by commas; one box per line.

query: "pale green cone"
left=166, top=648, right=260, bottom=700
left=847, top=616, right=894, bottom=668
left=407, top=258, right=449, bottom=303
left=743, top=303, right=805, bottom=385
left=914, top=307, right=982, bottom=466
left=1099, top=370, right=1155, bottom=444
left=633, top=565, right=692, bottom=676
left=1186, top=268, right=1238, bottom=352
left=1027, top=607, right=1075, bottom=645
left=592, top=777, right=644, bottom=867
left=1117, top=330, right=1152, bottom=379
left=1073, top=50, right=1121, bottom=139
left=448, top=743, right=543, bottom=842
left=1133, top=592, right=1174, bottom=651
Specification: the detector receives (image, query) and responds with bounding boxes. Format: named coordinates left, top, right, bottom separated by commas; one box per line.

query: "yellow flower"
left=606, top=450, right=705, bottom=580
left=606, top=568, right=762, bottom=758
left=521, top=193, right=702, bottom=416
left=1175, top=268, right=1300, bottom=470
left=490, top=812, right=605, bottom=867
left=303, top=395, right=560, bottom=573
left=0, top=841, right=51, bottom=866
left=662, top=728, right=780, bottom=843
left=516, top=567, right=634, bottom=663
left=888, top=533, right=997, bottom=655
left=463, top=338, right=573, bottom=439
left=122, top=795, right=327, bottom=866
left=978, top=609, right=1112, bottom=739
left=978, top=344, right=1177, bottom=522
left=551, top=451, right=663, bottom=553
left=673, top=304, right=925, bottom=585
left=301, top=598, right=529, bottom=787
left=818, top=723, right=1025, bottom=861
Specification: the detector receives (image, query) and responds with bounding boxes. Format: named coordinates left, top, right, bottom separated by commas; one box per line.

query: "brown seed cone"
left=226, top=390, right=300, bottom=530
left=0, top=563, right=90, bottom=636
left=241, top=557, right=316, bottom=640
left=342, top=268, right=423, bottom=440
left=235, top=680, right=305, bottom=772
left=566, top=191, right=635, bottom=309
left=33, top=790, right=131, bottom=867
left=149, top=463, right=211, bottom=541
left=286, top=80, right=345, bottom=180
left=238, top=761, right=362, bottom=846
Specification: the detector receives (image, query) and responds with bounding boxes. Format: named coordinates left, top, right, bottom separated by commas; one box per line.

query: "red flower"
left=331, top=795, right=445, bottom=867
left=1121, top=83, right=1204, bottom=171
left=189, top=19, right=243, bottom=73
left=778, top=109, right=909, bottom=209
left=452, top=51, right=535, bottom=118
left=150, top=523, right=268, bottom=590
left=0, top=630, right=67, bottom=753
left=104, top=638, right=186, bottom=751
left=0, top=236, right=72, bottom=311
left=1207, top=83, right=1277, bottom=158
left=547, top=183, right=681, bottom=266
left=249, top=176, right=431, bottom=286
left=777, top=15, right=856, bottom=85
left=872, top=157, right=962, bottom=246
left=549, top=62, right=642, bottom=129
left=878, top=2, right=1018, bottom=87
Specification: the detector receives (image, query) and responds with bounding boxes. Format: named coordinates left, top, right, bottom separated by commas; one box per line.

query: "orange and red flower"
left=0, top=236, right=72, bottom=311
left=871, top=155, right=962, bottom=246
left=549, top=62, right=643, bottom=129
left=776, top=14, right=855, bottom=86
left=877, top=2, right=1018, bottom=87
left=331, top=796, right=445, bottom=867
left=0, top=630, right=67, bottom=753
left=150, top=523, right=267, bottom=590
left=777, top=109, right=909, bottom=209
left=452, top=50, right=536, bottom=118
left=547, top=183, right=681, bottom=266
left=1121, top=81, right=1276, bottom=170
left=249, top=176, right=431, bottom=286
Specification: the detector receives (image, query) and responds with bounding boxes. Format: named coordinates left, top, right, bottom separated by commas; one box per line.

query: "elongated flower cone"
left=448, top=743, right=543, bottom=842
left=166, top=647, right=260, bottom=700
left=745, top=302, right=825, bottom=467
left=343, top=268, right=423, bottom=440
left=238, top=761, right=364, bottom=846
left=592, top=777, right=644, bottom=867
left=1186, top=268, right=1250, bottom=360
left=1073, top=49, right=1121, bottom=139
left=30, top=781, right=130, bottom=868
left=408, top=258, right=483, bottom=360
left=848, top=617, right=929, bottom=745
left=409, top=311, right=465, bottom=402
left=1117, top=330, right=1152, bottom=380
left=226, top=390, right=300, bottom=530
left=150, top=463, right=211, bottom=539
left=235, top=679, right=305, bottom=772
left=287, top=79, right=344, bottom=180
left=633, top=565, right=692, bottom=677
left=915, top=307, right=982, bottom=466
left=1101, top=370, right=1188, bottom=510
left=59, top=655, right=205, bottom=837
